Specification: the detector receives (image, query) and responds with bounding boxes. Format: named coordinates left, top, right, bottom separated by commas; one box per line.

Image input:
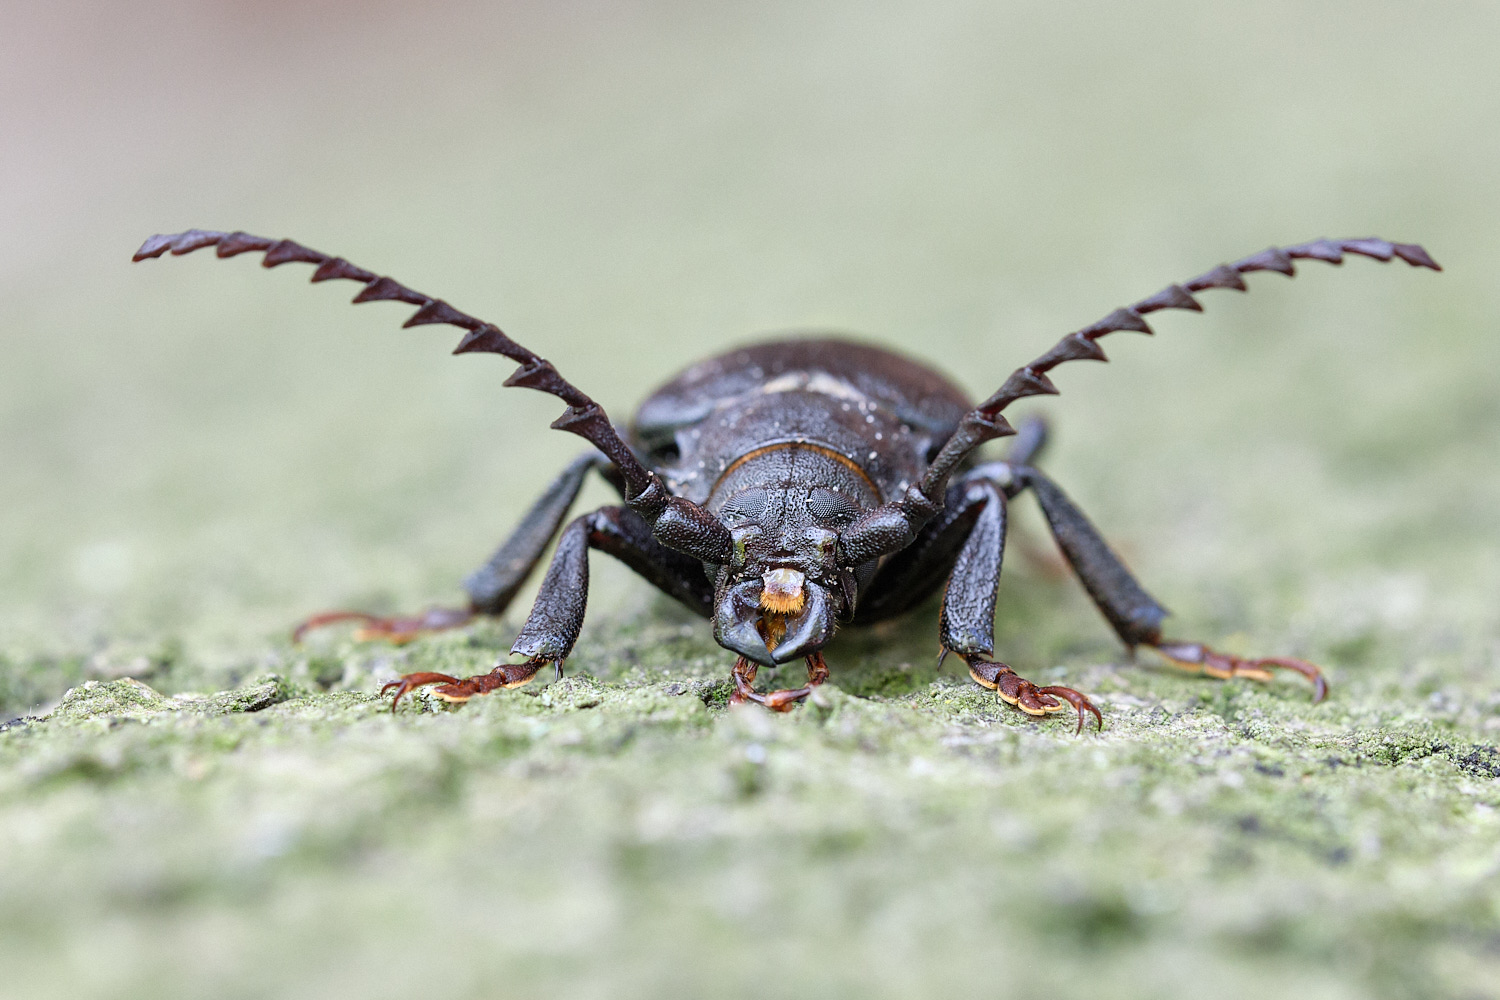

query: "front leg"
left=383, top=505, right=714, bottom=710
left=937, top=477, right=1101, bottom=733
left=728, top=653, right=830, bottom=712
left=964, top=657, right=1102, bottom=734
left=382, top=659, right=549, bottom=708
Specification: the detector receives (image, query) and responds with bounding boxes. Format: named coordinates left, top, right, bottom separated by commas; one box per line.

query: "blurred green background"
left=1, top=2, right=1497, bottom=998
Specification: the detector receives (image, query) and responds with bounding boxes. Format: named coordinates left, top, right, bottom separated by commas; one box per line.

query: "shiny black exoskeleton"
left=134, top=230, right=1439, bottom=727
left=636, top=339, right=970, bottom=668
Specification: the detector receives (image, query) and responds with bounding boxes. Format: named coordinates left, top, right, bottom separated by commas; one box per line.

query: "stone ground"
left=3, top=3, right=1498, bottom=998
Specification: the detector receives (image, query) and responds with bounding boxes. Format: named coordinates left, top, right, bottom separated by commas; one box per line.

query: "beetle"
left=134, top=230, right=1438, bottom=730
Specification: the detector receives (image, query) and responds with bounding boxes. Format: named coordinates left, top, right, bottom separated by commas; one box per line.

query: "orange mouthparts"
left=759, top=567, right=807, bottom=615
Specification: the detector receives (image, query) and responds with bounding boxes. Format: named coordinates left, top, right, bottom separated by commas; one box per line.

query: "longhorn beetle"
left=134, top=231, right=1439, bottom=730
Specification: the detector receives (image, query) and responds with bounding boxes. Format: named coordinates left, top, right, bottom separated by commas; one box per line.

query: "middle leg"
left=1015, top=465, right=1327, bottom=702
left=297, top=451, right=611, bottom=644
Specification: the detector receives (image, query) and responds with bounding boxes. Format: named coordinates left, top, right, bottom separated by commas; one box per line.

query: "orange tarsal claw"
left=964, top=656, right=1102, bottom=734
left=728, top=652, right=830, bottom=712
left=380, top=672, right=462, bottom=710
left=380, top=659, right=551, bottom=712
left=292, top=607, right=474, bottom=645
left=1149, top=641, right=1328, bottom=703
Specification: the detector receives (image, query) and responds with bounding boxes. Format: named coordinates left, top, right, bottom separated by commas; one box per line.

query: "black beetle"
left=134, top=230, right=1438, bottom=730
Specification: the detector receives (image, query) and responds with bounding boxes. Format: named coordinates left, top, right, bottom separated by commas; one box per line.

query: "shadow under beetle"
left=134, top=230, right=1439, bottom=730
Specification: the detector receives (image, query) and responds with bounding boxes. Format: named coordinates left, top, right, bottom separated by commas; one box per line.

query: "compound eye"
left=807, top=487, right=861, bottom=527
left=718, top=487, right=769, bottom=525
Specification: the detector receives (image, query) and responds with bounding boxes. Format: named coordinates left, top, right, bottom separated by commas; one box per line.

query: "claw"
left=379, top=658, right=549, bottom=712
left=964, top=655, right=1102, bottom=733
left=1036, top=684, right=1104, bottom=734
left=1149, top=641, right=1327, bottom=703
left=380, top=671, right=461, bottom=711
left=293, top=606, right=474, bottom=645
left=728, top=652, right=829, bottom=712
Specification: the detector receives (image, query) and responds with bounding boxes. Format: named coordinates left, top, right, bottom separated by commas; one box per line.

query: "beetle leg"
left=508, top=504, right=714, bottom=666
left=381, top=659, right=550, bottom=711
left=294, top=452, right=613, bottom=645
left=728, top=657, right=764, bottom=707
left=964, top=656, right=1102, bottom=734
left=909, top=471, right=1101, bottom=733
left=1016, top=465, right=1328, bottom=702
left=857, top=475, right=995, bottom=622
left=464, top=452, right=616, bottom=613
left=375, top=504, right=712, bottom=712
left=292, top=606, right=475, bottom=645
left=1147, top=641, right=1328, bottom=703
left=728, top=651, right=829, bottom=712
left=382, top=505, right=714, bottom=710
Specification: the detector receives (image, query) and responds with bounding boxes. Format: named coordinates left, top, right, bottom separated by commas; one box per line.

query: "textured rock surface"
left=4, top=611, right=1498, bottom=999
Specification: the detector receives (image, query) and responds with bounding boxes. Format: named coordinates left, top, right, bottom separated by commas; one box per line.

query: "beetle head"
left=710, top=482, right=864, bottom=666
